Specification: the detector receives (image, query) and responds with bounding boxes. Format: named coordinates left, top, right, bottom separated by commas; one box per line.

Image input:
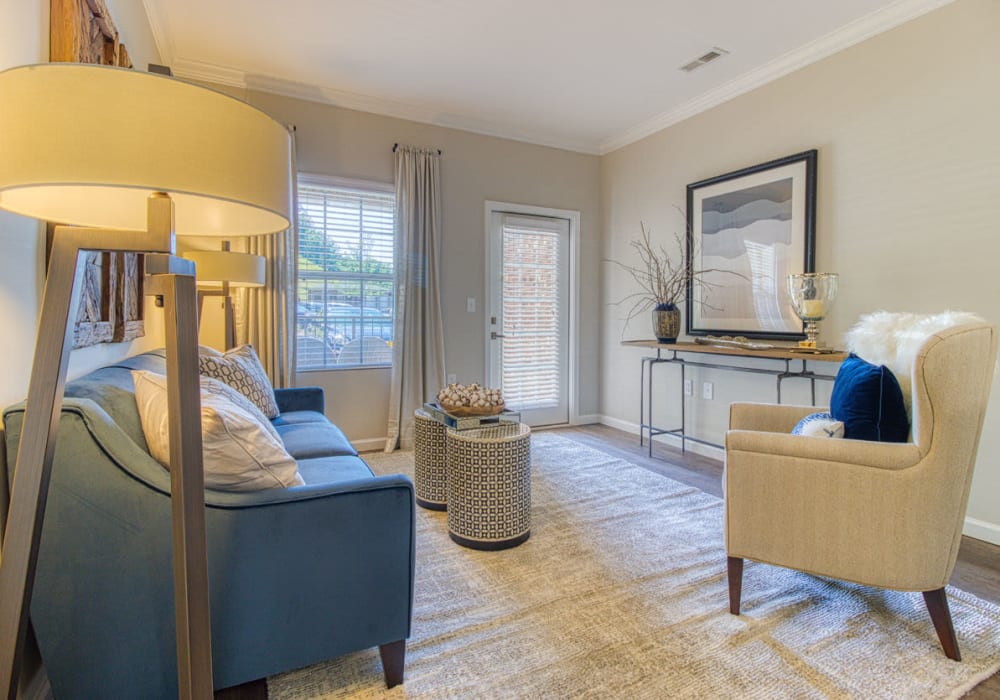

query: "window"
left=296, top=177, right=395, bottom=369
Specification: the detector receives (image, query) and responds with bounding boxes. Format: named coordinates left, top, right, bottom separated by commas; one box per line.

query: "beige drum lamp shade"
left=183, top=250, right=266, bottom=287
left=0, top=63, right=291, bottom=235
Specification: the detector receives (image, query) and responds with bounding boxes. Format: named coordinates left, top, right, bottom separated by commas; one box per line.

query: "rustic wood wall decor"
left=50, top=0, right=144, bottom=348
left=50, top=0, right=132, bottom=67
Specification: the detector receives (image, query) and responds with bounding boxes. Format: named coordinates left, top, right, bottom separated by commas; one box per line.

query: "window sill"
left=296, top=364, right=391, bottom=373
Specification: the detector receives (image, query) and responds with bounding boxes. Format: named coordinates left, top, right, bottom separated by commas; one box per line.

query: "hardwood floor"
left=555, top=423, right=1000, bottom=699
left=217, top=423, right=1000, bottom=698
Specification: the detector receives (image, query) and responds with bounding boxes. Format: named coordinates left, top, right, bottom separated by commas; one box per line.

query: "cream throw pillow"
left=132, top=370, right=303, bottom=491
left=199, top=344, right=280, bottom=419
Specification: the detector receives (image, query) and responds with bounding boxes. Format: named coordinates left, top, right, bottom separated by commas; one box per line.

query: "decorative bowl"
left=438, top=402, right=505, bottom=417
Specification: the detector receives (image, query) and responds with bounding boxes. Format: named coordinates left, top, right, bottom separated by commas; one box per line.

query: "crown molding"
left=170, top=60, right=603, bottom=155
left=598, top=0, right=957, bottom=154
left=172, top=58, right=247, bottom=88
left=141, top=0, right=175, bottom=66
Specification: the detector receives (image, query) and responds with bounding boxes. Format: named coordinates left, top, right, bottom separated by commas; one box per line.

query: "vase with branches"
left=607, top=222, right=743, bottom=343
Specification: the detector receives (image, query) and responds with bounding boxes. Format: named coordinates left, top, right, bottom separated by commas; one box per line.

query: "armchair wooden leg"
left=727, top=556, right=744, bottom=615
left=378, top=639, right=406, bottom=688
left=923, top=588, right=961, bottom=661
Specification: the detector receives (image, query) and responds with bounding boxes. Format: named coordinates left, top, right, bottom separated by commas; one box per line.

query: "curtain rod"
left=393, top=142, right=442, bottom=155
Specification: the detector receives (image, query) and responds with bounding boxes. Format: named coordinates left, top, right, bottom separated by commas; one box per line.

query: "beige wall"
left=0, top=0, right=164, bottom=410
left=216, top=88, right=602, bottom=447
left=600, top=0, right=1000, bottom=542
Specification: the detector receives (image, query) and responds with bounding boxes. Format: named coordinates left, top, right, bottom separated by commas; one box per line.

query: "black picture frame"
left=685, top=149, right=817, bottom=340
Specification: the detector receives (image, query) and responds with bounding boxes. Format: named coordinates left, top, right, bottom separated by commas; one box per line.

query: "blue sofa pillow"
left=830, top=353, right=909, bottom=442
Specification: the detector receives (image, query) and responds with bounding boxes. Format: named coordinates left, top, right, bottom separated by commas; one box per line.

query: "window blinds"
left=296, top=182, right=396, bottom=369
left=500, top=214, right=564, bottom=409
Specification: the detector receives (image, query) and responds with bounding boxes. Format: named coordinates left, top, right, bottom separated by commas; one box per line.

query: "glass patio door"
left=487, top=211, right=570, bottom=426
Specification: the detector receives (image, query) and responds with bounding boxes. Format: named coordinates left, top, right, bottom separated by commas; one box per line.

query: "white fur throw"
left=844, top=310, right=985, bottom=416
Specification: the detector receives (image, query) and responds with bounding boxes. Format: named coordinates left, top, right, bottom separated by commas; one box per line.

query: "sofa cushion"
left=199, top=345, right=280, bottom=419
left=830, top=353, right=910, bottom=442
left=133, top=370, right=304, bottom=491
left=272, top=410, right=330, bottom=426
left=275, top=420, right=358, bottom=459
left=295, top=455, right=375, bottom=485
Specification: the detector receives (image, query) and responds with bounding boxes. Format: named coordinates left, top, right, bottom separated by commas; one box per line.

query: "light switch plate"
left=467, top=297, right=476, bottom=312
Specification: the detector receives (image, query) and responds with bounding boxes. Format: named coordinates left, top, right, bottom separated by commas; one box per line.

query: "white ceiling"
left=141, top=0, right=951, bottom=155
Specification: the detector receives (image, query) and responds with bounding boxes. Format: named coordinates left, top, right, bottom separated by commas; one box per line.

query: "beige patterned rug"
left=268, top=432, right=1000, bottom=699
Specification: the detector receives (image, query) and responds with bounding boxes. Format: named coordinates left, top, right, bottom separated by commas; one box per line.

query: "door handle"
left=490, top=331, right=506, bottom=340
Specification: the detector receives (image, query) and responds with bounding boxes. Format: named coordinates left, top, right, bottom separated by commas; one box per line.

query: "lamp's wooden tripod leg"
left=154, top=272, right=215, bottom=698
left=0, top=235, right=83, bottom=699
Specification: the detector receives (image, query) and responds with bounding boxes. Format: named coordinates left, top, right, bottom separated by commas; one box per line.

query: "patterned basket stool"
left=445, top=423, right=532, bottom=550
left=414, top=408, right=448, bottom=510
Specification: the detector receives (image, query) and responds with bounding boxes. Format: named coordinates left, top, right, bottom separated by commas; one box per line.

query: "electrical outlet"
left=466, top=297, right=476, bottom=312
left=447, top=373, right=457, bottom=384
left=683, top=379, right=694, bottom=396
left=702, top=382, right=714, bottom=400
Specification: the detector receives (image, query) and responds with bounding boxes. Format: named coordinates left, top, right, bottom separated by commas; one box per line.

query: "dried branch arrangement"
left=606, top=222, right=746, bottom=335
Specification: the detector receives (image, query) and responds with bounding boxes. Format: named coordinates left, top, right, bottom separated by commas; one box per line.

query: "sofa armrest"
left=274, top=386, right=325, bottom=414
left=729, top=402, right=825, bottom=433
left=205, top=472, right=416, bottom=685
left=726, top=429, right=923, bottom=471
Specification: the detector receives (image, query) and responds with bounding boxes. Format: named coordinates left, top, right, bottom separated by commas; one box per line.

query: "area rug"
left=268, top=433, right=1000, bottom=699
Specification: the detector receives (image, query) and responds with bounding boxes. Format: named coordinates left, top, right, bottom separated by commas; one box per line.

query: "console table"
left=621, top=340, right=847, bottom=456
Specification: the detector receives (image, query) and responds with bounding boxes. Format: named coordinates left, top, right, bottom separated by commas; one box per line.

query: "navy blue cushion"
left=830, top=353, right=909, bottom=442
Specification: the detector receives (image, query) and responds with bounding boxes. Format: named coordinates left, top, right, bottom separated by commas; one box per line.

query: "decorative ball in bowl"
left=436, top=383, right=505, bottom=416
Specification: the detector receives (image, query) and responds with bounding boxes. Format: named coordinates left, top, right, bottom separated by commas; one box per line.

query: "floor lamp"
left=0, top=64, right=291, bottom=699
left=184, top=243, right=266, bottom=350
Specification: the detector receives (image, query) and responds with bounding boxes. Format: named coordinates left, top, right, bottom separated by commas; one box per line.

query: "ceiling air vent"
left=680, top=47, right=729, bottom=73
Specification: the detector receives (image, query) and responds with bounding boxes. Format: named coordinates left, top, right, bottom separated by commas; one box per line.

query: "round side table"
left=445, top=423, right=531, bottom=550
left=413, top=408, right=448, bottom=510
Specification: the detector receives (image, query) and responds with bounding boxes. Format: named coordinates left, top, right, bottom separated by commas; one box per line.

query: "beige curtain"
left=386, top=145, right=446, bottom=451
left=234, top=126, right=298, bottom=388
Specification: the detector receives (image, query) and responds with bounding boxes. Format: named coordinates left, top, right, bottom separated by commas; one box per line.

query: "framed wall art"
left=686, top=149, right=817, bottom=340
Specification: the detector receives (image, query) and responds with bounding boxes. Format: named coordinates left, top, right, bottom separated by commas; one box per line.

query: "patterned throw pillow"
left=791, top=412, right=846, bottom=439
left=199, top=345, right=279, bottom=419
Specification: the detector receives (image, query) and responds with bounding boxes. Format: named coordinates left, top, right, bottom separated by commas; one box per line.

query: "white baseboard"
left=963, top=516, right=1000, bottom=546
left=354, top=437, right=388, bottom=453
left=598, top=414, right=639, bottom=434
left=572, top=413, right=601, bottom=425
left=597, top=415, right=724, bottom=461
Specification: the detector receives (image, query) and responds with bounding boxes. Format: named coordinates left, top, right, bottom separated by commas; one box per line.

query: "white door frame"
left=484, top=200, right=581, bottom=426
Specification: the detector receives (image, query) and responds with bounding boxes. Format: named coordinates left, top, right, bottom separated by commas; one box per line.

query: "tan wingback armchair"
left=724, top=319, right=997, bottom=660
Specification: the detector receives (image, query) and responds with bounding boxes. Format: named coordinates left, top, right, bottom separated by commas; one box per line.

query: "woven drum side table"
left=414, top=408, right=448, bottom=510
left=445, top=423, right=531, bottom=550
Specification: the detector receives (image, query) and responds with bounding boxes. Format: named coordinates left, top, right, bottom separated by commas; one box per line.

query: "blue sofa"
left=1, top=350, right=415, bottom=698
